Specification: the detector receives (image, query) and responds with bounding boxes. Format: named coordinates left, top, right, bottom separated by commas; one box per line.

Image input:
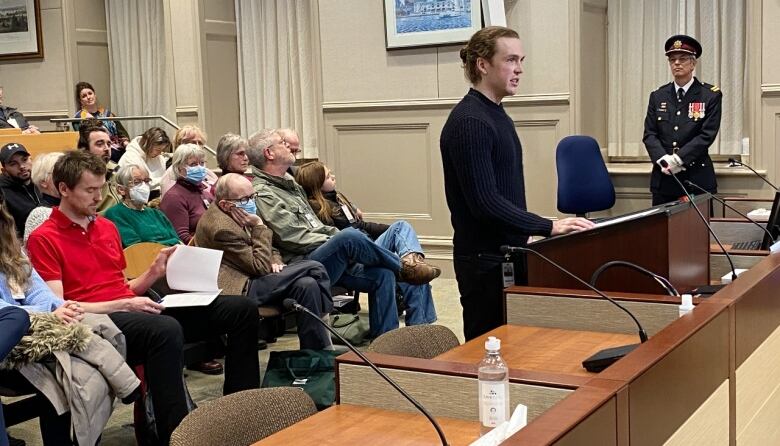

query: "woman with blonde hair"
left=159, top=143, right=212, bottom=244
left=296, top=161, right=438, bottom=325
left=118, top=127, right=172, bottom=199
left=161, top=125, right=217, bottom=197
left=23, top=152, right=64, bottom=245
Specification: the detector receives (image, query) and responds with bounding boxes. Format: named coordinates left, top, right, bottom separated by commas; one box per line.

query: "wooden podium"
left=527, top=198, right=710, bottom=294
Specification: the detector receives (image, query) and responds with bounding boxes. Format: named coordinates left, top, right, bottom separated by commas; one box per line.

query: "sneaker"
left=398, top=253, right=441, bottom=285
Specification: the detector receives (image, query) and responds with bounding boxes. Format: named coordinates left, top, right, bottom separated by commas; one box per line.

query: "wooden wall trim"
left=322, top=93, right=570, bottom=112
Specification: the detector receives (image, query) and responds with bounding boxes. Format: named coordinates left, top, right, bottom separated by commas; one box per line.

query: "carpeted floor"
left=5, top=278, right=464, bottom=445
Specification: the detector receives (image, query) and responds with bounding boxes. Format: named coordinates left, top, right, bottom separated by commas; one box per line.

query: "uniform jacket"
left=248, top=167, right=338, bottom=263
left=195, top=204, right=283, bottom=295
left=643, top=77, right=722, bottom=196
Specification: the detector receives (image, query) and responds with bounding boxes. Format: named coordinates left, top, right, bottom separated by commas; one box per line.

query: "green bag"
left=261, top=349, right=338, bottom=410
left=330, top=313, right=369, bottom=346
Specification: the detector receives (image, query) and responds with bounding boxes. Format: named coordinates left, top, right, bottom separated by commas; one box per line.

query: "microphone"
left=658, top=159, right=738, bottom=282
left=282, top=299, right=449, bottom=446
left=500, top=245, right=648, bottom=372
left=590, top=260, right=679, bottom=297
left=728, top=158, right=779, bottom=190
left=684, top=180, right=775, bottom=245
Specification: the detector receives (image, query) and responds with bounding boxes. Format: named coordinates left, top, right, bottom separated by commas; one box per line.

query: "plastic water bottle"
left=679, top=293, right=694, bottom=317
left=478, top=336, right=510, bottom=435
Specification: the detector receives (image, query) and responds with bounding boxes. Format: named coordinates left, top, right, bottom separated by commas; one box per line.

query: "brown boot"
left=399, top=253, right=441, bottom=285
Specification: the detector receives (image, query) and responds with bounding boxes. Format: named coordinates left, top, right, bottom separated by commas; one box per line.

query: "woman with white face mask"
left=159, top=144, right=213, bottom=244
left=104, top=164, right=181, bottom=248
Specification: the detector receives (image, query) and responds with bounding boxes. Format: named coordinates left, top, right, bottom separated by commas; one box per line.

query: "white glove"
left=657, top=154, right=685, bottom=175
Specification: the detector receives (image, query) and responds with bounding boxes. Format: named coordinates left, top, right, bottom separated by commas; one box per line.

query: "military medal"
left=689, top=102, right=705, bottom=121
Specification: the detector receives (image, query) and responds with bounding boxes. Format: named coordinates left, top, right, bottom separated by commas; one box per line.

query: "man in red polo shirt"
left=26, top=150, right=260, bottom=444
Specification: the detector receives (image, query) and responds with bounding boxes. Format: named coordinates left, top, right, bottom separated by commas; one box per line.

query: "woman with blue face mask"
left=159, top=144, right=214, bottom=244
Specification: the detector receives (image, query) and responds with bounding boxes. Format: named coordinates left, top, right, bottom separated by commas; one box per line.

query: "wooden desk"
left=255, top=404, right=480, bottom=445
left=435, top=325, right=638, bottom=378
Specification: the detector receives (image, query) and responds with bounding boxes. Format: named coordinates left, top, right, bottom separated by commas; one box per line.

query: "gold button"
left=672, top=142, right=677, bottom=147
left=674, top=126, right=678, bottom=131
left=677, top=111, right=681, bottom=115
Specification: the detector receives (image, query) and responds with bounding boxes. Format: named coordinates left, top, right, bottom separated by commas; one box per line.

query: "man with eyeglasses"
left=643, top=34, right=722, bottom=206
left=105, top=164, right=181, bottom=247
left=196, top=173, right=334, bottom=350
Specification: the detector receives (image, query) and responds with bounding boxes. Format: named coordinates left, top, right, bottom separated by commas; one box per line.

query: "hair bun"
left=459, top=47, right=468, bottom=62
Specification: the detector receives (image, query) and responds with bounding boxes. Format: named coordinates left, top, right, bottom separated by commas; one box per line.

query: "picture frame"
left=0, top=0, right=44, bottom=61
left=384, top=0, right=482, bottom=50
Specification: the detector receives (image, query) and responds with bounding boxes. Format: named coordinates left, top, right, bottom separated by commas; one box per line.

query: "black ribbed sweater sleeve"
left=446, top=116, right=552, bottom=237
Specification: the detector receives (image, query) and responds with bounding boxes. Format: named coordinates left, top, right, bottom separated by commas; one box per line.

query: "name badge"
left=304, top=212, right=322, bottom=228
left=502, top=262, right=515, bottom=287
left=341, top=204, right=356, bottom=223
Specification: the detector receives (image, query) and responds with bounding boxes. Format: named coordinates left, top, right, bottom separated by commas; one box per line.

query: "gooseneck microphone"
left=282, top=299, right=449, bottom=446
left=500, top=245, right=648, bottom=372
left=728, top=158, right=779, bottom=191
left=684, top=180, right=775, bottom=244
left=590, top=260, right=679, bottom=297
left=658, top=159, right=738, bottom=282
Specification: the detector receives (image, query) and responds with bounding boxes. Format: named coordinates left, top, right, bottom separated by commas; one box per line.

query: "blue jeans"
left=308, top=228, right=401, bottom=337
left=375, top=221, right=437, bottom=325
left=0, top=307, right=30, bottom=445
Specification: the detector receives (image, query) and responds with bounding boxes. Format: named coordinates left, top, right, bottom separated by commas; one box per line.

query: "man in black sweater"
left=440, top=26, right=594, bottom=341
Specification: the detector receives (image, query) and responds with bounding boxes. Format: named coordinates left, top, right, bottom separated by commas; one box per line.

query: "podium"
left=527, top=197, right=710, bottom=294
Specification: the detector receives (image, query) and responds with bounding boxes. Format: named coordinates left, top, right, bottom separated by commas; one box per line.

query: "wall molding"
left=176, top=106, right=199, bottom=117
left=74, top=28, right=108, bottom=44
left=332, top=122, right=429, bottom=132
left=513, top=119, right=559, bottom=128
left=322, top=93, right=570, bottom=112
left=761, top=84, right=780, bottom=97
left=363, top=212, right=433, bottom=221
left=22, top=110, right=70, bottom=119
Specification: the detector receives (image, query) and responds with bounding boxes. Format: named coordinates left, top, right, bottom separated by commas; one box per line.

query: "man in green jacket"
left=246, top=128, right=437, bottom=337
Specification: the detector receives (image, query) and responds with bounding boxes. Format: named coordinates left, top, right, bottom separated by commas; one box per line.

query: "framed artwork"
left=0, top=0, right=43, bottom=61
left=384, top=0, right=482, bottom=49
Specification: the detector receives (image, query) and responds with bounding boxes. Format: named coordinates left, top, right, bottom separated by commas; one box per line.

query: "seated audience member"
left=197, top=173, right=334, bottom=350
left=72, top=81, right=129, bottom=162
left=105, top=164, right=181, bottom=247
left=26, top=150, right=260, bottom=444
left=76, top=119, right=122, bottom=213
left=297, top=161, right=438, bottom=325
left=277, top=128, right=301, bottom=176
left=0, top=86, right=40, bottom=134
left=161, top=125, right=217, bottom=198
left=1, top=306, right=29, bottom=446
left=247, top=129, right=437, bottom=337
left=216, top=132, right=250, bottom=176
left=1, top=187, right=141, bottom=446
left=118, top=127, right=171, bottom=198
left=23, top=152, right=64, bottom=245
left=0, top=143, right=41, bottom=238
left=159, top=144, right=211, bottom=244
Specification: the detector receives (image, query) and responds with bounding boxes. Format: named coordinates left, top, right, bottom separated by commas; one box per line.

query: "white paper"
left=505, top=404, right=528, bottom=438
left=469, top=404, right=528, bottom=446
left=165, top=245, right=223, bottom=292
left=160, top=291, right=220, bottom=308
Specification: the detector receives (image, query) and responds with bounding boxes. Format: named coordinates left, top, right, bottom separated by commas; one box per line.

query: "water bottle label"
left=479, top=381, right=508, bottom=427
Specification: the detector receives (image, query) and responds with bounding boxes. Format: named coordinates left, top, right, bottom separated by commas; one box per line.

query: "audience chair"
left=368, top=325, right=460, bottom=359
left=169, top=387, right=317, bottom=446
left=556, top=135, right=615, bottom=217
left=123, top=242, right=166, bottom=279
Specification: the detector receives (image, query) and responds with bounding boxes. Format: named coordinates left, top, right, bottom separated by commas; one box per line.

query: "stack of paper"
left=161, top=245, right=223, bottom=308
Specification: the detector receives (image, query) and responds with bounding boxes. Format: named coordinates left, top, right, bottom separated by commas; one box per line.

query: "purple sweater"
left=159, top=178, right=208, bottom=244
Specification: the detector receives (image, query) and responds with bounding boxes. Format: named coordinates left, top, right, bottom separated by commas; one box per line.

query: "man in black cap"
left=643, top=34, right=722, bottom=205
left=0, top=142, right=41, bottom=237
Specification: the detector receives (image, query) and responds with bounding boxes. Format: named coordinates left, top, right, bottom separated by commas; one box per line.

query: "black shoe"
left=7, top=433, right=26, bottom=446
left=257, top=339, right=268, bottom=350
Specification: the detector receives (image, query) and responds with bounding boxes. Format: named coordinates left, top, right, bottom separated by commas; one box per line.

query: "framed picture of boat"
left=384, top=0, right=482, bottom=49
left=0, top=0, right=43, bottom=61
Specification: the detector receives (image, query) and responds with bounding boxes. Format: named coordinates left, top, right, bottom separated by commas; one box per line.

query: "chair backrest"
left=367, top=325, right=460, bottom=359
left=123, top=242, right=166, bottom=279
left=556, top=135, right=616, bottom=215
left=169, top=387, right=317, bottom=446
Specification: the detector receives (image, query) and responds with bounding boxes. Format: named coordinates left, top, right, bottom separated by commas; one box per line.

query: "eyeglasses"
left=227, top=192, right=258, bottom=205
left=129, top=178, right=152, bottom=187
left=668, top=55, right=693, bottom=64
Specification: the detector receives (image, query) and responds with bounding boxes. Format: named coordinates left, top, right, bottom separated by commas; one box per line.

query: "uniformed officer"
left=643, top=34, right=722, bottom=205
